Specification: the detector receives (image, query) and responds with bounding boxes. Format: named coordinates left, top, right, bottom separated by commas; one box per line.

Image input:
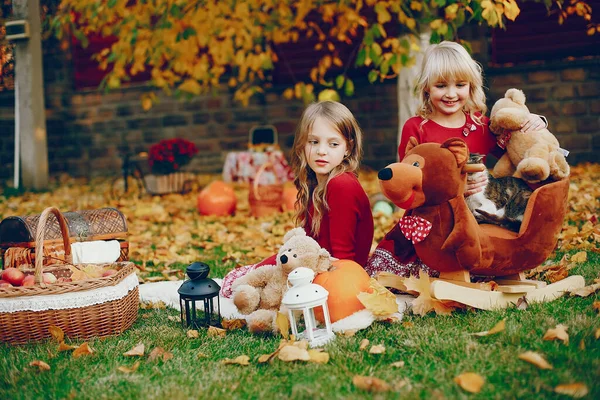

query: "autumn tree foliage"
left=51, top=0, right=597, bottom=108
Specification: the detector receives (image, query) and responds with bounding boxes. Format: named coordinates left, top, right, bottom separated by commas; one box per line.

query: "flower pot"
left=144, top=172, right=196, bottom=195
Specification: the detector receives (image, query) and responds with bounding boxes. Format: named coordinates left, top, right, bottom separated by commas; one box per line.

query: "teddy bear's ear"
left=441, top=138, right=469, bottom=168
left=405, top=136, right=419, bottom=154
left=505, top=88, right=526, bottom=105
left=283, top=227, right=306, bottom=243
left=315, top=248, right=332, bottom=273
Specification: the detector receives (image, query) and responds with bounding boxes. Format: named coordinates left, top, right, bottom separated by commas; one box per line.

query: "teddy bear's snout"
left=378, top=168, right=393, bottom=181
left=280, top=254, right=288, bottom=264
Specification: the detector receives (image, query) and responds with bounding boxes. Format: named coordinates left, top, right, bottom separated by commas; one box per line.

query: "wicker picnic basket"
left=0, top=207, right=139, bottom=345
left=248, top=162, right=284, bottom=217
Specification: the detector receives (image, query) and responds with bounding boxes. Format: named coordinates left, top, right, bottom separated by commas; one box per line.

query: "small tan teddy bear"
left=490, top=88, right=570, bottom=183
left=232, top=227, right=332, bottom=333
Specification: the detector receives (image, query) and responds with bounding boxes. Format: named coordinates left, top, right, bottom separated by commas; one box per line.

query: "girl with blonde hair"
left=366, top=41, right=546, bottom=278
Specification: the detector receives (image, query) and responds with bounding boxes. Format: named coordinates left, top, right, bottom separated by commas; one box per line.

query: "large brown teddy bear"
left=232, top=227, right=331, bottom=333
left=377, top=137, right=569, bottom=276
left=490, top=88, right=570, bottom=183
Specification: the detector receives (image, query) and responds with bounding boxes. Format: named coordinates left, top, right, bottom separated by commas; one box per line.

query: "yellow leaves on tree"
left=52, top=0, right=591, bottom=107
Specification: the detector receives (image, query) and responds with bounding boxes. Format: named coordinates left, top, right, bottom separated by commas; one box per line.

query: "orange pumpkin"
left=313, top=259, right=371, bottom=323
left=282, top=185, right=298, bottom=212
left=197, top=181, right=237, bottom=216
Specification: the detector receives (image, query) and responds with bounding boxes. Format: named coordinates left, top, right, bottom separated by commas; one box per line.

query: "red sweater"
left=306, top=172, right=374, bottom=267
left=398, top=114, right=504, bottom=161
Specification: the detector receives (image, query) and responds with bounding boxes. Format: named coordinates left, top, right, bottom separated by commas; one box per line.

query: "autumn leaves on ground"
left=0, top=164, right=599, bottom=399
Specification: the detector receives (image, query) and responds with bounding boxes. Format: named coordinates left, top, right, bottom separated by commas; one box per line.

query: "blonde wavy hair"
left=290, top=101, right=363, bottom=236
left=414, top=41, right=487, bottom=125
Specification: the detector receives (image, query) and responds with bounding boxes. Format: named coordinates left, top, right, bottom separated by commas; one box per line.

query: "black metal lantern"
left=178, top=262, right=221, bottom=329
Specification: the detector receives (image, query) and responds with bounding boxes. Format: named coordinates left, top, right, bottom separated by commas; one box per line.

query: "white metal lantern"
left=281, top=267, right=335, bottom=347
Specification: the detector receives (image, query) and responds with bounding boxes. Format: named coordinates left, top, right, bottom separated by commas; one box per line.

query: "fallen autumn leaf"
left=454, top=372, right=484, bottom=393
left=543, top=324, right=569, bottom=345
left=518, top=351, right=553, bottom=370
left=554, top=383, right=589, bottom=398
left=29, top=360, right=50, bottom=371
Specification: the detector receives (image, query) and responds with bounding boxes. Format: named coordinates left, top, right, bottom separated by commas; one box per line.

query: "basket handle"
left=34, top=207, right=73, bottom=286
left=252, top=162, right=280, bottom=201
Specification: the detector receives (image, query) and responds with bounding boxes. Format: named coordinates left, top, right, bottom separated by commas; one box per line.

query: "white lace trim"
left=0, top=273, right=139, bottom=313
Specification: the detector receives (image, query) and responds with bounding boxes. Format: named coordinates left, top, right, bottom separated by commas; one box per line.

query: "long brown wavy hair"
left=290, top=101, right=363, bottom=236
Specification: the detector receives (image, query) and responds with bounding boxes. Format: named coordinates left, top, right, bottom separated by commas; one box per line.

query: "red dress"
left=221, top=172, right=374, bottom=297
left=365, top=114, right=504, bottom=277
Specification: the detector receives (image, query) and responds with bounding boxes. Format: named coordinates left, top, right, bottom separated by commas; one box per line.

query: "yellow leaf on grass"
left=72, top=342, right=94, bottom=358
left=222, top=319, right=246, bottom=331
left=123, top=343, right=145, bottom=357
left=117, top=361, right=140, bottom=373
left=148, top=347, right=173, bottom=362
left=592, top=301, right=600, bottom=312
left=359, top=338, right=370, bottom=350
left=258, top=341, right=287, bottom=364
left=29, top=360, right=50, bottom=371
left=221, top=355, right=250, bottom=366
left=187, top=329, right=199, bottom=338
left=58, top=342, right=77, bottom=352
left=543, top=324, right=569, bottom=344
left=342, top=329, right=357, bottom=337
left=570, top=283, right=600, bottom=297
left=357, top=278, right=398, bottom=317
left=48, top=326, right=64, bottom=343
left=352, top=375, right=391, bottom=392
left=405, top=271, right=462, bottom=316
left=278, top=345, right=310, bottom=362
left=276, top=312, right=290, bottom=339
left=307, top=349, right=329, bottom=364
left=518, top=351, right=553, bottom=369
left=207, top=326, right=227, bottom=338
left=570, top=251, right=587, bottom=263
left=454, top=372, right=485, bottom=393
left=554, top=383, right=589, bottom=398
left=369, top=344, right=386, bottom=354
left=595, top=328, right=599, bottom=340
left=390, top=361, right=405, bottom=368
left=472, top=319, right=506, bottom=337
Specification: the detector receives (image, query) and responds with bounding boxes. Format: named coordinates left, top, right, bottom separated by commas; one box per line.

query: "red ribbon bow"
left=399, top=215, right=432, bottom=244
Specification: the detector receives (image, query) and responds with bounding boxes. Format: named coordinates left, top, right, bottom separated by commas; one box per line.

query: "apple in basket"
left=22, top=275, right=35, bottom=286
left=43, top=273, right=58, bottom=284
left=102, top=269, right=118, bottom=277
left=2, top=268, right=25, bottom=286
left=0, top=280, right=12, bottom=288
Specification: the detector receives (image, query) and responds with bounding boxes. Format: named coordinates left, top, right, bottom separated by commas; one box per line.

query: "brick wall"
left=0, top=39, right=598, bottom=181
left=486, top=60, right=600, bottom=165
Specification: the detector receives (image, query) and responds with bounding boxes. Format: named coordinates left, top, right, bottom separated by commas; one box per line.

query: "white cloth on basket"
left=71, top=240, right=121, bottom=264
left=0, top=273, right=139, bottom=313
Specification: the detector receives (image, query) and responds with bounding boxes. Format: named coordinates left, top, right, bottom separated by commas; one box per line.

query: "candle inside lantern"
left=281, top=267, right=334, bottom=347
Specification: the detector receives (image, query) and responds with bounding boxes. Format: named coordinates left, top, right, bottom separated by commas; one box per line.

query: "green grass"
left=1, top=250, right=598, bottom=400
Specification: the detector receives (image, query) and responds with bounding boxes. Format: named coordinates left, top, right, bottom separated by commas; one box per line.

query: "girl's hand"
left=520, top=114, right=547, bottom=133
left=465, top=173, right=488, bottom=197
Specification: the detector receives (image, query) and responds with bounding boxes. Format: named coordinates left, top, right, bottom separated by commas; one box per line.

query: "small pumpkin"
left=313, top=259, right=371, bottom=323
left=282, top=185, right=298, bottom=212
left=197, top=181, right=237, bottom=216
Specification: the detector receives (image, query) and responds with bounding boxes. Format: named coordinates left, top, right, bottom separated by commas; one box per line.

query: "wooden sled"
left=377, top=271, right=585, bottom=311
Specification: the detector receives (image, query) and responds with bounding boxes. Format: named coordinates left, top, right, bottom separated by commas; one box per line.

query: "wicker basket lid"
left=0, top=207, right=128, bottom=247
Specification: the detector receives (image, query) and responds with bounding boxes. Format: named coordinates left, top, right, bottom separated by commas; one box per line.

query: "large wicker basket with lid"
left=0, top=207, right=139, bottom=345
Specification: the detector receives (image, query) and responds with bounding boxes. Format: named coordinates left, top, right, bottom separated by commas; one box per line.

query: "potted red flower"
left=145, top=138, right=198, bottom=194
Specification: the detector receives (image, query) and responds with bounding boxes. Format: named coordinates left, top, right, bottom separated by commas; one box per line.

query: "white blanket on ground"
left=138, top=279, right=414, bottom=332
